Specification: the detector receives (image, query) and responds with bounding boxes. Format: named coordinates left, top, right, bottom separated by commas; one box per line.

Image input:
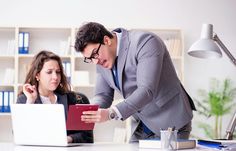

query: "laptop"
left=11, top=104, right=81, bottom=147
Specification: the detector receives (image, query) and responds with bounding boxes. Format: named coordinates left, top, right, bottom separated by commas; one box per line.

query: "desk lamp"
left=188, top=24, right=236, bottom=65
left=188, top=23, right=236, bottom=140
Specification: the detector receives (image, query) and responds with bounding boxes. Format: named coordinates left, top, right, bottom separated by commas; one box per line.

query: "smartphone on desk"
left=66, top=104, right=99, bottom=130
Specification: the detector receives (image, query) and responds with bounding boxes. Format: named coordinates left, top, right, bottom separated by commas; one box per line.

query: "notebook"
left=139, top=138, right=196, bottom=149
left=10, top=104, right=80, bottom=147
left=66, top=104, right=99, bottom=130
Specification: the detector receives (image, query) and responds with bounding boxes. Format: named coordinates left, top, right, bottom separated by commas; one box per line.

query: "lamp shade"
left=188, top=24, right=222, bottom=58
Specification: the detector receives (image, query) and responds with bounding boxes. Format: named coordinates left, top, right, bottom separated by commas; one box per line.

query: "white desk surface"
left=0, top=142, right=216, bottom=151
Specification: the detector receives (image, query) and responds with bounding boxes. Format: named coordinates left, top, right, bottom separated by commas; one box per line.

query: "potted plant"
left=194, top=78, right=236, bottom=139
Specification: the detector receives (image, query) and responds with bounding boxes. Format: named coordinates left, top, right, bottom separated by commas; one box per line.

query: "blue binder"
left=0, top=91, right=3, bottom=112
left=3, top=91, right=10, bottom=112
left=18, top=32, right=29, bottom=54
left=18, top=32, right=24, bottom=53
left=23, top=32, right=29, bottom=53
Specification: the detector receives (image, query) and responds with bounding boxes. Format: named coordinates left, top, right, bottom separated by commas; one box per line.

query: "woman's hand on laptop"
left=67, top=136, right=73, bottom=143
left=23, top=84, right=37, bottom=104
left=81, top=109, right=109, bottom=123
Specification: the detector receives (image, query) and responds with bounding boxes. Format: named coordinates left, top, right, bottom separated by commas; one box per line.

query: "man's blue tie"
left=141, top=121, right=153, bottom=135
left=112, top=58, right=120, bottom=90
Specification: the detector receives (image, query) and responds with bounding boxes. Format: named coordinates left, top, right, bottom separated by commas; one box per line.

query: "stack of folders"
left=198, top=139, right=236, bottom=150
left=139, top=138, right=196, bottom=149
left=0, top=91, right=14, bottom=113
left=18, top=32, right=29, bottom=54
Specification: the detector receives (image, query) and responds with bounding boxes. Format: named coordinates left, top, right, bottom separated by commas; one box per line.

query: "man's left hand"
left=81, top=108, right=109, bottom=123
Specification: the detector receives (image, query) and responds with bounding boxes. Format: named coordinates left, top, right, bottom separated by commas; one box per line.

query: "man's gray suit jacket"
left=91, top=28, right=195, bottom=139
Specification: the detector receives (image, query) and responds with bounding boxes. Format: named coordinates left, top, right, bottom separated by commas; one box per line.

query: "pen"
left=172, top=126, right=175, bottom=131
left=167, top=127, right=175, bottom=150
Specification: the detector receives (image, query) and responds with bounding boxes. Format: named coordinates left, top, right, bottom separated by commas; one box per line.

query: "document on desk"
left=198, top=139, right=236, bottom=149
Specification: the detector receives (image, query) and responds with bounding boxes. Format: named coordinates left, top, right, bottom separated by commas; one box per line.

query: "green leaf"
left=195, top=78, right=236, bottom=139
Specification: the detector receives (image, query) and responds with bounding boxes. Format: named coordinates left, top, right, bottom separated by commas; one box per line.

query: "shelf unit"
left=0, top=26, right=184, bottom=142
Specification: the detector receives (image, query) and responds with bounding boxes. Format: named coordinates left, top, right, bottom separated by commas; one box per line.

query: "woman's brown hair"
left=19, top=50, right=70, bottom=95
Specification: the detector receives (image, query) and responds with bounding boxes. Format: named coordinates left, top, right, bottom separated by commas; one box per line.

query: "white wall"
left=1, top=0, right=236, bottom=139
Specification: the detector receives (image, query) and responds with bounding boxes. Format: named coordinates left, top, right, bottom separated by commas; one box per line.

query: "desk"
left=0, top=142, right=214, bottom=151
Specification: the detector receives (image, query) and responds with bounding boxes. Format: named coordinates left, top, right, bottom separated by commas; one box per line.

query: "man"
left=74, top=22, right=196, bottom=142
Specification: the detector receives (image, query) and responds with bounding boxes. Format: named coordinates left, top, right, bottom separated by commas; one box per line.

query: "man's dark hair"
left=74, top=22, right=113, bottom=52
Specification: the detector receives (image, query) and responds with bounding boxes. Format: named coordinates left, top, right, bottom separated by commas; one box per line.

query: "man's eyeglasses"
left=84, top=43, right=102, bottom=63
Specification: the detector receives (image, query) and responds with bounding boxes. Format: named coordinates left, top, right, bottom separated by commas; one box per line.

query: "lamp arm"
left=213, top=34, right=236, bottom=66
left=225, top=111, right=236, bottom=140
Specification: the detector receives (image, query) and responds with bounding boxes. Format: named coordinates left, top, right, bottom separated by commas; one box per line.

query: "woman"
left=17, top=50, right=93, bottom=143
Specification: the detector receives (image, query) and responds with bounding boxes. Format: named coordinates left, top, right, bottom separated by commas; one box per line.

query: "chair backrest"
left=77, top=92, right=90, bottom=104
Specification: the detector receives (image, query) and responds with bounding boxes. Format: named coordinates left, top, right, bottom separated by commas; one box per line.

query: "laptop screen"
left=11, top=104, right=69, bottom=146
